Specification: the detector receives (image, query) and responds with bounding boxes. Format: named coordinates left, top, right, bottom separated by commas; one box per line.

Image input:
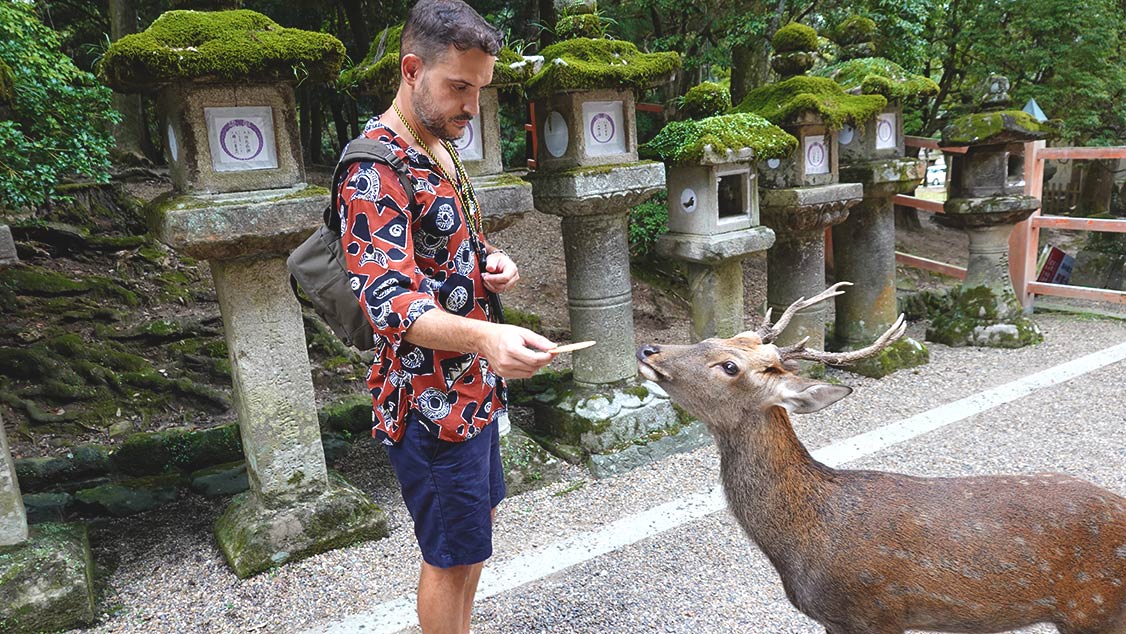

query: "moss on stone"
left=732, top=75, right=887, bottom=129
left=112, top=424, right=242, bottom=476
left=0, top=523, right=95, bottom=633
left=814, top=57, right=938, bottom=102
left=641, top=113, right=797, bottom=164
left=772, top=22, right=819, bottom=53
left=98, top=9, right=347, bottom=93
left=940, top=109, right=1056, bottom=146
left=526, top=37, right=680, bottom=99
left=841, top=337, right=929, bottom=378
left=555, top=13, right=606, bottom=40
left=831, top=15, right=877, bottom=46
left=926, top=285, right=1043, bottom=348
left=679, top=81, right=731, bottom=119
left=340, top=24, right=529, bottom=95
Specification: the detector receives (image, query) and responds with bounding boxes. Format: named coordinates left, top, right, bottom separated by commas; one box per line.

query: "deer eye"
left=720, top=361, right=740, bottom=376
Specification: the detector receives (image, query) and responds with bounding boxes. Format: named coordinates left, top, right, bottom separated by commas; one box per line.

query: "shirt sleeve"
left=339, top=160, right=438, bottom=352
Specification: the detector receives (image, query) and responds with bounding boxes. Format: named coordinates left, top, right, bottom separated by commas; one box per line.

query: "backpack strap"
left=326, top=136, right=415, bottom=233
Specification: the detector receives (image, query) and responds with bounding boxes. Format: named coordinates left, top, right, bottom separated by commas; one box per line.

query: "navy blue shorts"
left=384, top=415, right=505, bottom=568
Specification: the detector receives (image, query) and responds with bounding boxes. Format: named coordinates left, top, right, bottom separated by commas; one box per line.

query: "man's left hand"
left=483, top=251, right=519, bottom=293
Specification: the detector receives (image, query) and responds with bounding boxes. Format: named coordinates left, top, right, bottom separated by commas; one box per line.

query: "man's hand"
left=483, top=251, right=519, bottom=293
left=479, top=323, right=555, bottom=379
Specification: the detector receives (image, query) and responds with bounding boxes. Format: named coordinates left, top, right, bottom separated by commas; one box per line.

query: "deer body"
left=637, top=284, right=1126, bottom=634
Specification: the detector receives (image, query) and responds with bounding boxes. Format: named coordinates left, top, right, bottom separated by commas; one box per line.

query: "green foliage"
left=98, top=10, right=347, bottom=92
left=526, top=37, right=680, bottom=98
left=771, top=22, right=818, bottom=53
left=640, top=113, right=797, bottom=163
left=0, top=2, right=118, bottom=211
left=814, top=57, right=938, bottom=102
left=732, top=75, right=887, bottom=129
left=628, top=189, right=668, bottom=257
left=679, top=81, right=731, bottom=119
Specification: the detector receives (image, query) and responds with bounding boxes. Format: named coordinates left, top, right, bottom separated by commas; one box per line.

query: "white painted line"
left=304, top=341, right=1126, bottom=634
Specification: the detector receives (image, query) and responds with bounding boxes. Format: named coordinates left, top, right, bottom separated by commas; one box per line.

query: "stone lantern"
left=340, top=24, right=535, bottom=234
left=0, top=229, right=96, bottom=633
left=643, top=106, right=796, bottom=340
left=929, top=76, right=1054, bottom=347
left=99, top=10, right=387, bottom=578
left=522, top=33, right=696, bottom=477
left=815, top=27, right=938, bottom=376
left=731, top=22, right=875, bottom=356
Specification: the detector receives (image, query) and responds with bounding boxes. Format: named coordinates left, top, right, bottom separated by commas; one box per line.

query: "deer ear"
left=779, top=379, right=852, bottom=414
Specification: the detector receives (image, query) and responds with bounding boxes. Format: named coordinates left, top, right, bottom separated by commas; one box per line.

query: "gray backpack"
left=287, top=137, right=414, bottom=351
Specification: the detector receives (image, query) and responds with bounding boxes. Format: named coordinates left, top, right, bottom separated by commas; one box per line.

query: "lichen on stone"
left=831, top=15, right=877, bottom=46
left=640, top=113, right=797, bottom=164
left=814, top=57, right=938, bottom=102
left=526, top=37, right=680, bottom=99
left=98, top=10, right=347, bottom=92
left=679, top=81, right=731, bottom=119
left=732, top=75, right=887, bottom=129
left=772, top=22, right=819, bottom=53
left=339, top=24, right=530, bottom=96
left=555, top=13, right=606, bottom=40
left=940, top=109, right=1057, bottom=146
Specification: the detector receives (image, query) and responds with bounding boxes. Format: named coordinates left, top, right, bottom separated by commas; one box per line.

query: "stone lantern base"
left=0, top=523, right=95, bottom=633
left=522, top=377, right=708, bottom=478
left=215, top=472, right=388, bottom=579
left=926, top=285, right=1042, bottom=348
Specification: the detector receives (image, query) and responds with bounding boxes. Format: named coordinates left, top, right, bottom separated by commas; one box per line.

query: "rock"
left=318, top=394, right=373, bottom=435
left=14, top=445, right=112, bottom=493
left=73, top=473, right=185, bottom=516
left=21, top=492, right=71, bottom=524
left=112, top=424, right=242, bottom=476
left=500, top=426, right=565, bottom=497
left=0, top=522, right=96, bottom=633
left=190, top=461, right=249, bottom=497
left=321, top=433, right=351, bottom=466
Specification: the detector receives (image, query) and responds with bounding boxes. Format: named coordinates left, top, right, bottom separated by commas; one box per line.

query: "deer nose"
left=637, top=344, right=660, bottom=360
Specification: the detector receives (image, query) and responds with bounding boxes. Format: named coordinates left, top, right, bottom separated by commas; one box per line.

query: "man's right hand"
left=480, top=324, right=555, bottom=379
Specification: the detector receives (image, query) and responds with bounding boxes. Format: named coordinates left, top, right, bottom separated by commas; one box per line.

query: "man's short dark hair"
left=401, top=0, right=502, bottom=64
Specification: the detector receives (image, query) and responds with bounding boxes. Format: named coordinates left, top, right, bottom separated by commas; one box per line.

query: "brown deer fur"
left=637, top=331, right=1126, bottom=634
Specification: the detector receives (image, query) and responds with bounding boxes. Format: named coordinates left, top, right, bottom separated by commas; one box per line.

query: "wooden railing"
left=891, top=136, right=967, bottom=280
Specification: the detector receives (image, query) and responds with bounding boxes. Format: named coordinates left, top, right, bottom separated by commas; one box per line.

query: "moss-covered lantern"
left=642, top=111, right=796, bottom=340
left=815, top=57, right=938, bottom=163
left=929, top=76, right=1057, bottom=348
left=99, top=10, right=345, bottom=195
left=339, top=25, right=532, bottom=181
left=642, top=112, right=796, bottom=237
left=526, top=37, right=680, bottom=171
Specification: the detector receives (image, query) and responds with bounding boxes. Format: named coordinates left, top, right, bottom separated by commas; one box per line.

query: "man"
left=337, top=1, right=556, bottom=632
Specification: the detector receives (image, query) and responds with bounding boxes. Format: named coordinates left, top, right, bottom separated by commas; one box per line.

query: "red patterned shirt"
left=339, top=117, right=506, bottom=444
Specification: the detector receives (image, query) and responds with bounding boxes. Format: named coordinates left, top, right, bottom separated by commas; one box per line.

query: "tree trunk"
left=309, top=88, right=324, bottom=165
left=108, top=0, right=155, bottom=165
left=538, top=0, right=555, bottom=49
left=339, top=0, right=370, bottom=60
left=730, top=40, right=772, bottom=105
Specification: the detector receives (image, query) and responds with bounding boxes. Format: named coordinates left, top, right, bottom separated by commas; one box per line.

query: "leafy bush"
left=628, top=190, right=668, bottom=257
left=0, top=2, right=118, bottom=211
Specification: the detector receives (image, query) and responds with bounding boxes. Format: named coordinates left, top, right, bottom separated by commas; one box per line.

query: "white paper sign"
left=544, top=111, right=569, bottom=158
left=766, top=158, right=781, bottom=169
left=582, top=100, right=626, bottom=156
left=205, top=106, right=278, bottom=172
left=804, top=134, right=829, bottom=175
left=452, top=115, right=483, bottom=161
left=838, top=124, right=855, bottom=146
left=875, top=112, right=897, bottom=150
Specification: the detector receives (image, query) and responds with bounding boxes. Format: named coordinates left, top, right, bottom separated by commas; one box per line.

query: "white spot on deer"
left=1076, top=571, right=1091, bottom=583
left=1092, top=593, right=1104, bottom=605
left=1017, top=577, right=1031, bottom=588
left=1068, top=600, right=1078, bottom=609
left=1013, top=536, right=1027, bottom=547
left=1116, top=544, right=1126, bottom=559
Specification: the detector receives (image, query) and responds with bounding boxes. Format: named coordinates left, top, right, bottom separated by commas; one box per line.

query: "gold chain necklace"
left=392, top=101, right=482, bottom=236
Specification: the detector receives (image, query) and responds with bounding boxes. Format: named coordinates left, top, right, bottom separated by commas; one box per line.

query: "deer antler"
left=779, top=314, right=908, bottom=365
left=756, top=282, right=853, bottom=343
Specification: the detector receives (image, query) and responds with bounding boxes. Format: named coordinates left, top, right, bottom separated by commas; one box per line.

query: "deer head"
left=637, top=282, right=907, bottom=433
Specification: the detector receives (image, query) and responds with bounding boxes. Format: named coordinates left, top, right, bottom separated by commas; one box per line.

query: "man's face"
left=412, top=45, right=495, bottom=142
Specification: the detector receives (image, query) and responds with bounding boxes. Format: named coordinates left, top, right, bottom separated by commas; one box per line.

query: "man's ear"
left=401, top=53, right=424, bottom=85
left=779, top=377, right=852, bottom=414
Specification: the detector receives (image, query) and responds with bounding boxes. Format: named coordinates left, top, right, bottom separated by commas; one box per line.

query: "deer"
left=637, top=282, right=1126, bottom=634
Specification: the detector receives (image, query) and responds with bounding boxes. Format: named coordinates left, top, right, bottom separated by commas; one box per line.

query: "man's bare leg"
left=418, top=562, right=474, bottom=634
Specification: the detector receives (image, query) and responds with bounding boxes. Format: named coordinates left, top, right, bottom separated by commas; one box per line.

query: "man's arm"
left=404, top=310, right=554, bottom=379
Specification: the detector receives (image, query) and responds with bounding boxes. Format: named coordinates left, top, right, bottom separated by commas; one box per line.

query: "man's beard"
left=414, top=79, right=471, bottom=142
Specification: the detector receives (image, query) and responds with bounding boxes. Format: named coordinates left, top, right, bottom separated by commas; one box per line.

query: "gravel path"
left=69, top=311, right=1126, bottom=634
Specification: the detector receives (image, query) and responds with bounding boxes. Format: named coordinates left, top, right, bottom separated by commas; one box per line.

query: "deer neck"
left=714, top=406, right=835, bottom=561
